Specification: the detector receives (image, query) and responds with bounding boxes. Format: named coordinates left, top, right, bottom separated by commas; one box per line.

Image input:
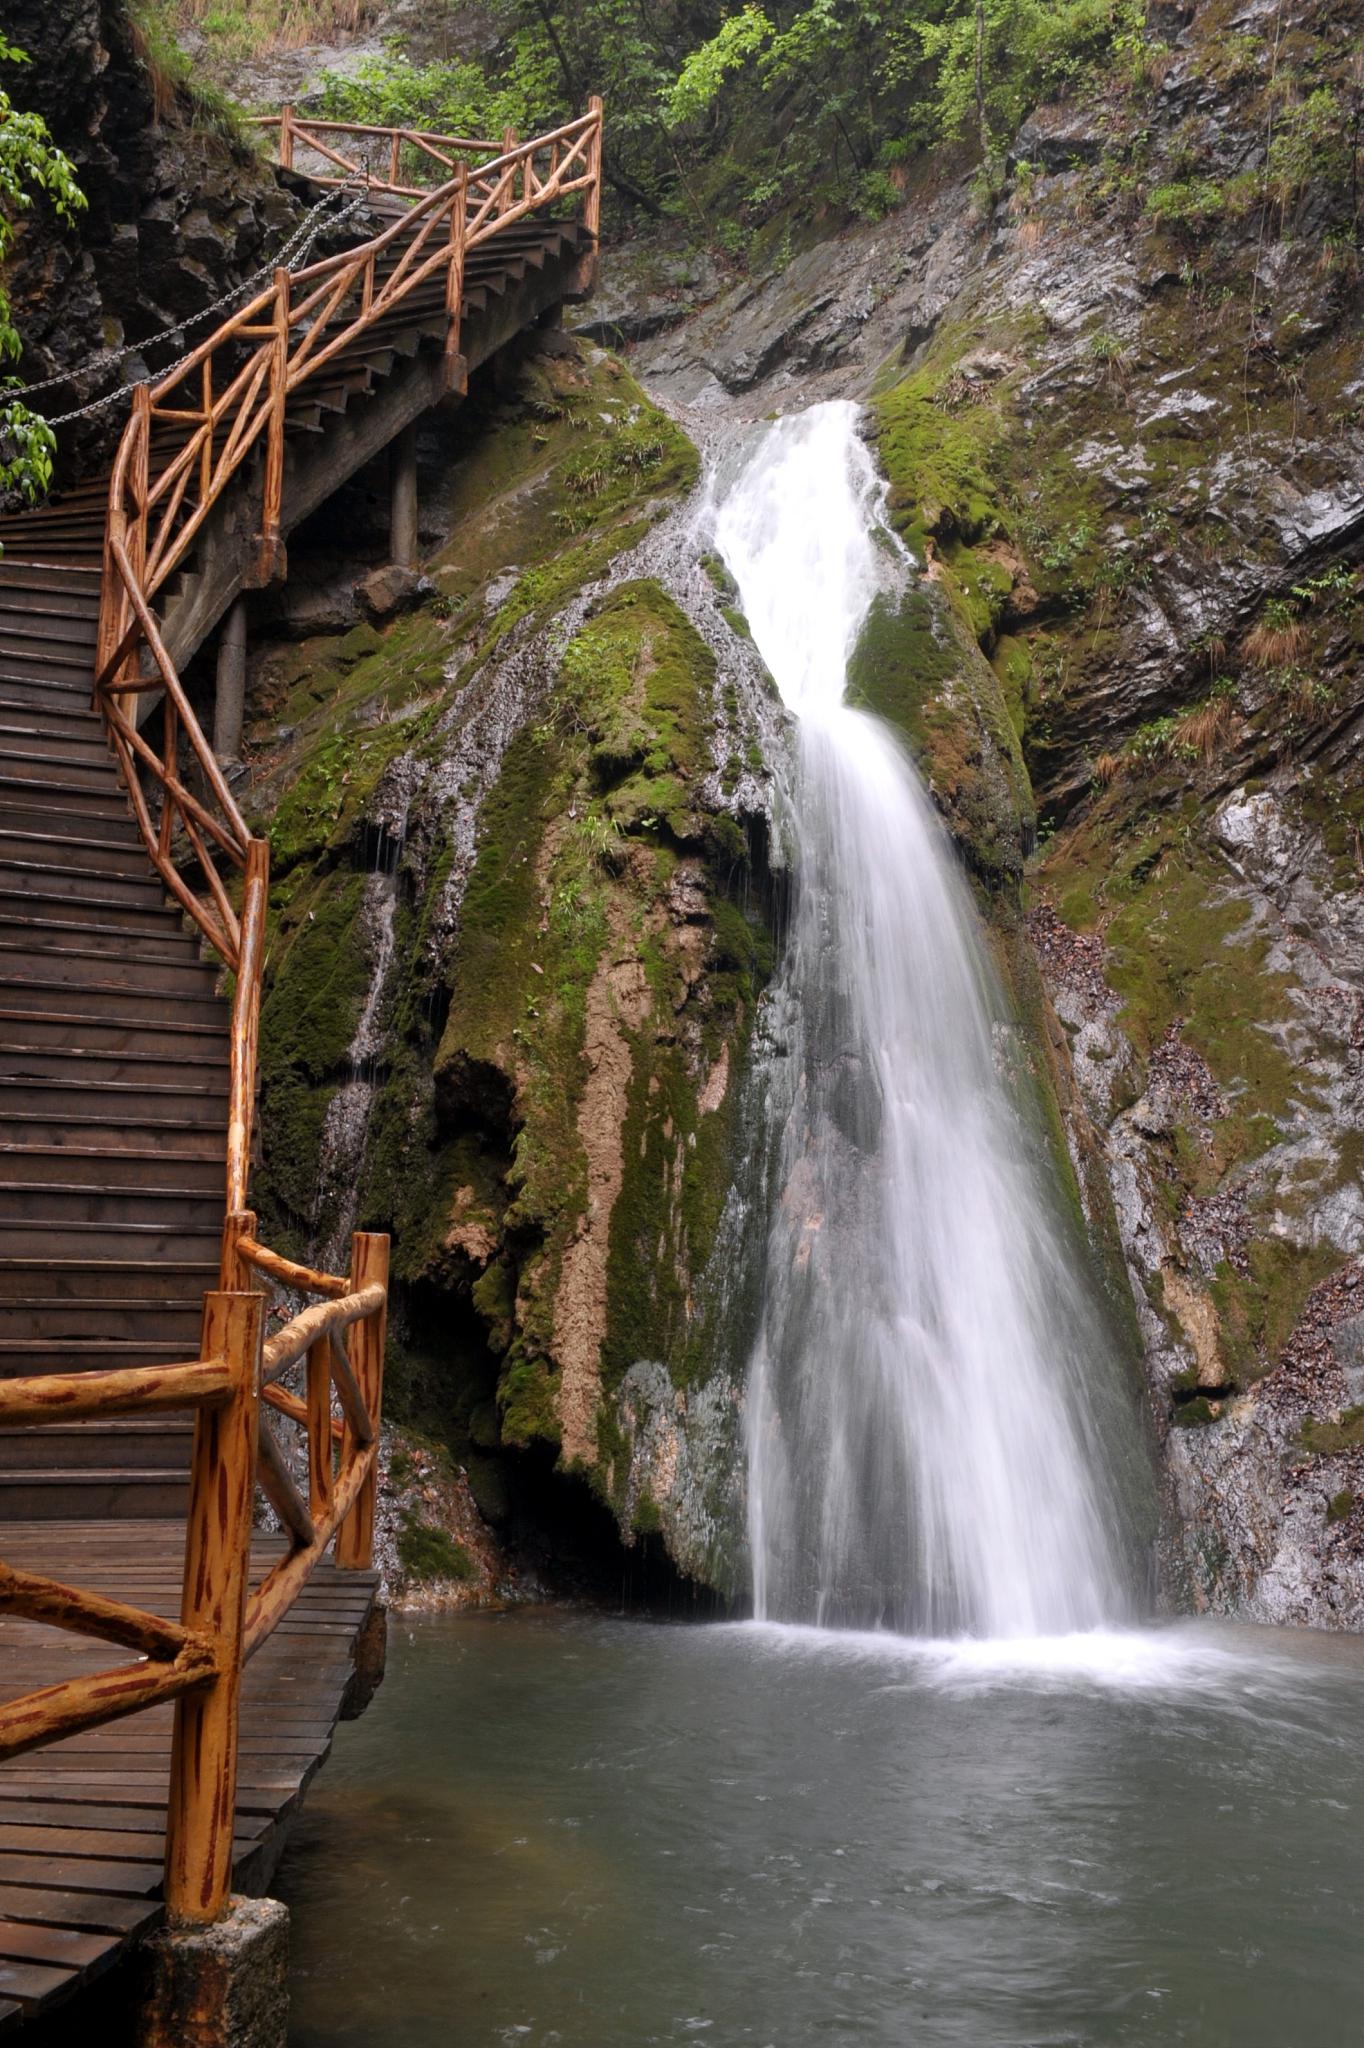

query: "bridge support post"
left=213, top=599, right=248, bottom=764
left=165, top=1291, right=262, bottom=1927
left=389, top=425, right=419, bottom=571
left=138, top=1897, right=289, bottom=2048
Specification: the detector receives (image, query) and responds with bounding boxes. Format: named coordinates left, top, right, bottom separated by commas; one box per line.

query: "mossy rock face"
left=247, top=340, right=772, bottom=1583
left=435, top=577, right=774, bottom=1490
left=846, top=579, right=1034, bottom=894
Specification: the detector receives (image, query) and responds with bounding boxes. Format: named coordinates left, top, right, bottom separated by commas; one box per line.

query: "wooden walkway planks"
left=0, top=1522, right=378, bottom=2029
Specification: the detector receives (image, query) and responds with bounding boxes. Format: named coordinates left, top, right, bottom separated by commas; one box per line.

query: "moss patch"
left=396, top=1511, right=475, bottom=1583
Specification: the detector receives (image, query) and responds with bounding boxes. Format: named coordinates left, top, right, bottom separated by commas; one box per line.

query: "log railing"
left=0, top=97, right=603, bottom=1932
left=0, top=1230, right=388, bottom=1924
left=253, top=108, right=499, bottom=197
left=93, top=95, right=603, bottom=1195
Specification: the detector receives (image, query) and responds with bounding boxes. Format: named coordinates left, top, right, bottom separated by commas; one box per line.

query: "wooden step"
left=0, top=1146, right=224, bottom=1194
left=0, top=809, right=145, bottom=858
left=0, top=883, right=185, bottom=931
left=0, top=777, right=133, bottom=822
left=0, top=941, right=218, bottom=996
left=0, top=700, right=108, bottom=748
left=0, top=720, right=111, bottom=768
left=0, top=859, right=164, bottom=907
left=0, top=1422, right=194, bottom=1472
left=0, top=1180, right=224, bottom=1226
left=0, top=1043, right=228, bottom=1092
left=0, top=563, right=102, bottom=597
left=0, top=914, right=199, bottom=963
left=0, top=1333, right=202, bottom=1370
left=0, top=748, right=119, bottom=794
left=0, top=643, right=96, bottom=688
left=0, top=1216, right=223, bottom=1259
left=1, top=1117, right=225, bottom=1163
left=0, top=1470, right=189, bottom=1519
left=0, top=1082, right=226, bottom=1129
left=0, top=587, right=101, bottom=626
left=0, top=1262, right=218, bottom=1303
left=0, top=829, right=151, bottom=879
left=0, top=1297, right=203, bottom=1341
left=0, top=981, right=228, bottom=1029
left=0, top=1009, right=226, bottom=1057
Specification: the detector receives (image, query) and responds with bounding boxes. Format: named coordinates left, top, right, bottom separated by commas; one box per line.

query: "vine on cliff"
left=0, top=36, right=84, bottom=501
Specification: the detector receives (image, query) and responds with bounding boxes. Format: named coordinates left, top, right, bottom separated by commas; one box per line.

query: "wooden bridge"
left=0, top=102, right=602, bottom=2036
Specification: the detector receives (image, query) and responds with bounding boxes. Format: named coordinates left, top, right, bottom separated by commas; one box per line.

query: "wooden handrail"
left=0, top=94, right=603, bottom=1934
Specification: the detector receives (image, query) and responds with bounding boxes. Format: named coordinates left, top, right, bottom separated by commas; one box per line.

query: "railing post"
left=157, top=692, right=178, bottom=865
left=226, top=838, right=270, bottom=1217
left=220, top=1208, right=257, bottom=1294
left=335, top=1233, right=389, bottom=1570
left=256, top=271, right=290, bottom=587
left=443, top=165, right=467, bottom=393
left=585, top=95, right=603, bottom=272
left=118, top=384, right=152, bottom=695
left=279, top=103, right=294, bottom=172
left=500, top=127, right=518, bottom=214
left=164, top=1291, right=263, bottom=1925
left=388, top=130, right=402, bottom=187
left=307, top=1335, right=336, bottom=1525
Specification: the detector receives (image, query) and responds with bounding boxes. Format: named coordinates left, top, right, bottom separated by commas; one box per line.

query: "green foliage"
left=665, top=6, right=772, bottom=126
left=312, top=0, right=1162, bottom=239
left=1145, top=177, right=1225, bottom=234
left=0, top=36, right=85, bottom=503
left=915, top=0, right=1138, bottom=151
left=316, top=41, right=556, bottom=148
left=1300, top=1406, right=1364, bottom=1458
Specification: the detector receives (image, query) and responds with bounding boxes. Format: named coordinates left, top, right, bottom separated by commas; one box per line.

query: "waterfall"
left=712, top=402, right=1133, bottom=1639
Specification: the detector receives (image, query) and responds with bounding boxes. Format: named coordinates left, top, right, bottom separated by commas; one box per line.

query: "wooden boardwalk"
left=0, top=102, right=603, bottom=2039
left=0, top=1525, right=378, bottom=2029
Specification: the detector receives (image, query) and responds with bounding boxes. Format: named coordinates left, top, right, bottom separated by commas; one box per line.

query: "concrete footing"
left=138, top=1897, right=289, bottom=2048
left=341, top=1600, right=388, bottom=1720
left=389, top=422, right=419, bottom=570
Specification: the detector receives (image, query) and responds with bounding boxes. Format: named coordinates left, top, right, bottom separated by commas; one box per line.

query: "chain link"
left=1, top=181, right=372, bottom=429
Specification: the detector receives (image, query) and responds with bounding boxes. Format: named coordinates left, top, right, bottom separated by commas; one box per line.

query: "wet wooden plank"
left=0, top=1887, right=155, bottom=1936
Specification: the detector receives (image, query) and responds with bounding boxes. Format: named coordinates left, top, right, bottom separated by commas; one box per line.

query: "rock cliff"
left=620, top=0, right=1364, bottom=1620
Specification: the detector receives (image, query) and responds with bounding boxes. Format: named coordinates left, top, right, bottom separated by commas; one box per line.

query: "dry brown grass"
left=1243, top=616, right=1307, bottom=668
left=1093, top=751, right=1124, bottom=787
left=1173, top=695, right=1235, bottom=763
left=176, top=0, right=373, bottom=57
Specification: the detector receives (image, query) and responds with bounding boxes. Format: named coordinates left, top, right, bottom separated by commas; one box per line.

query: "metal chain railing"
left=1, top=181, right=372, bottom=429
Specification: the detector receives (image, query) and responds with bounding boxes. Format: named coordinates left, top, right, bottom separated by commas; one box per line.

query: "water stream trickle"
left=711, top=401, right=1135, bottom=1637
left=312, top=819, right=406, bottom=1274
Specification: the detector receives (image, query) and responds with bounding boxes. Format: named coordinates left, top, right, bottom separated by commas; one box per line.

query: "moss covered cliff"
left=243, top=335, right=776, bottom=1592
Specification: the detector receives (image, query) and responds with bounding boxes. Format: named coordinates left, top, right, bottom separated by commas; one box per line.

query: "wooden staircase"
left=0, top=121, right=599, bottom=1526
left=0, top=531, right=222, bottom=1520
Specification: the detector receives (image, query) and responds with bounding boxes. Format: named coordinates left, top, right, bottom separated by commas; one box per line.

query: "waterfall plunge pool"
left=279, top=1608, right=1364, bottom=2046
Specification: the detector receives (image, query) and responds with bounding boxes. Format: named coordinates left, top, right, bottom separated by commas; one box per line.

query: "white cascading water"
left=712, top=402, right=1132, bottom=1639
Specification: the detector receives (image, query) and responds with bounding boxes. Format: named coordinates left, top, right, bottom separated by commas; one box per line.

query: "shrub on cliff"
left=0, top=35, right=84, bottom=501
